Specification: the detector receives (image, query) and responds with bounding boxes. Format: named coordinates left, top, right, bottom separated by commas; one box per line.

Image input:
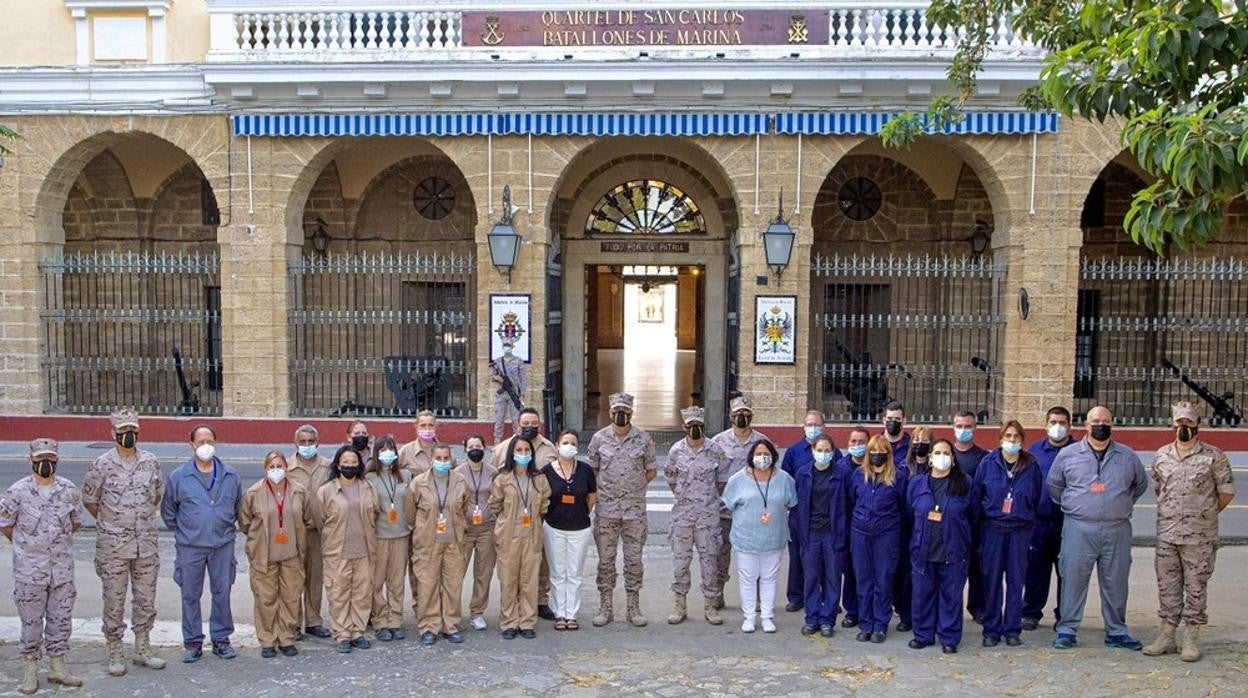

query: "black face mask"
left=467, top=448, right=485, bottom=463
left=33, top=460, right=56, bottom=478
left=1089, top=424, right=1112, bottom=441
left=350, top=435, right=369, bottom=451
left=612, top=411, right=630, bottom=427
left=884, top=419, right=902, bottom=437
left=733, top=413, right=752, bottom=429
left=519, top=426, right=539, bottom=441
left=1177, top=425, right=1198, bottom=443
left=869, top=453, right=888, bottom=467
left=115, top=431, right=137, bottom=449
left=912, top=442, right=930, bottom=458
left=339, top=465, right=361, bottom=480
left=687, top=425, right=704, bottom=440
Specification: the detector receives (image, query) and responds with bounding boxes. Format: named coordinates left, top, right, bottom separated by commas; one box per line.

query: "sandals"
left=554, top=619, right=568, bottom=631
left=565, top=619, right=580, bottom=631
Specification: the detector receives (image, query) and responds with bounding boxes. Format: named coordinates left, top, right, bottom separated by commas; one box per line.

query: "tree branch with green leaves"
left=0, top=124, right=18, bottom=157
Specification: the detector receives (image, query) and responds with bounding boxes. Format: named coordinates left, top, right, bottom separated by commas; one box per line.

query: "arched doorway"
left=1075, top=154, right=1248, bottom=425
left=289, top=138, right=478, bottom=418
left=39, top=134, right=223, bottom=415
left=809, top=140, right=1003, bottom=423
left=549, top=139, right=739, bottom=432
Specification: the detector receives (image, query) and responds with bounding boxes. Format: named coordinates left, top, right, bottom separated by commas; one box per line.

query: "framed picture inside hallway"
left=639, top=287, right=665, bottom=323
left=489, top=294, right=531, bottom=363
left=754, top=295, right=797, bottom=365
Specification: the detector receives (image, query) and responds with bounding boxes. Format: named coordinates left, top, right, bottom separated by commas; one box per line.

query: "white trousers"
left=737, top=550, right=782, bottom=620
left=542, top=523, right=593, bottom=620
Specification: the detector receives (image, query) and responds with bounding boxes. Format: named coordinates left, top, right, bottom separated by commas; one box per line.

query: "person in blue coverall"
left=974, top=420, right=1043, bottom=647
left=849, top=434, right=908, bottom=643
left=794, top=434, right=851, bottom=636
left=836, top=426, right=871, bottom=627
left=907, top=438, right=975, bottom=653
left=780, top=410, right=840, bottom=613
left=1021, top=406, right=1074, bottom=630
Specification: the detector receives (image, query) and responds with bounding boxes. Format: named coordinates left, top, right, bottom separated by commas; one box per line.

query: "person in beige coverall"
left=406, top=444, right=471, bottom=645
left=364, top=436, right=412, bottom=643
left=489, top=437, right=552, bottom=639
left=314, top=446, right=378, bottom=654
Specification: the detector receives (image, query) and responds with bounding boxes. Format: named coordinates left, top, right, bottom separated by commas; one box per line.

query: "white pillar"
left=149, top=7, right=167, bottom=63
left=72, top=9, right=90, bottom=65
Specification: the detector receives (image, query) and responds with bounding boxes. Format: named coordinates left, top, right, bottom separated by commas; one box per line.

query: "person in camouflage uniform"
left=1142, top=401, right=1235, bottom=663
left=587, top=392, right=657, bottom=627
left=665, top=406, right=730, bottom=626
left=82, top=409, right=167, bottom=676
left=0, top=438, right=85, bottom=695
left=709, top=395, right=771, bottom=607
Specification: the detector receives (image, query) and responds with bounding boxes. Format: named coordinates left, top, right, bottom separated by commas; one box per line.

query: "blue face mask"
left=848, top=444, right=867, bottom=459
left=298, top=445, right=318, bottom=460
left=514, top=454, right=533, bottom=468
left=813, top=451, right=834, bottom=466
left=433, top=460, right=453, bottom=475
left=955, top=427, right=975, bottom=443
left=378, top=450, right=398, bottom=466
left=804, top=426, right=823, bottom=441
left=1001, top=441, right=1022, bottom=456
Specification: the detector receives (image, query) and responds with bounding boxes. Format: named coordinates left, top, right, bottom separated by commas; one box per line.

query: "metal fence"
left=811, top=253, right=1006, bottom=423
left=1076, top=256, right=1246, bottom=426
left=39, top=251, right=223, bottom=415
left=289, top=252, right=476, bottom=418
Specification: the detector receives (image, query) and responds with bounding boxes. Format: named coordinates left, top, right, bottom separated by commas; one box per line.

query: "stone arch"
left=353, top=154, right=478, bottom=251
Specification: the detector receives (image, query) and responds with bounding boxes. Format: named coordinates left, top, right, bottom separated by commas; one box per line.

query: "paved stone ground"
left=1, top=533, right=1246, bottom=696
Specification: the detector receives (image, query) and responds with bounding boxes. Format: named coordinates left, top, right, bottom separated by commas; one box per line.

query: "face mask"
left=378, top=450, right=398, bottom=466
left=804, top=425, right=823, bottom=441
left=687, top=425, right=704, bottom=440
left=519, top=426, right=540, bottom=441
left=433, top=460, right=453, bottom=476
left=931, top=454, right=952, bottom=472
left=954, top=427, right=974, bottom=444
left=503, top=346, right=514, bottom=355
left=467, top=448, right=485, bottom=463
left=1176, top=425, right=1198, bottom=443
left=351, top=435, right=369, bottom=451
left=1001, top=442, right=1022, bottom=456
left=884, top=419, right=902, bottom=437
left=266, top=468, right=286, bottom=485
left=912, top=442, right=931, bottom=458
left=115, top=432, right=137, bottom=449
left=1047, top=423, right=1069, bottom=442
left=513, top=454, right=533, bottom=468
left=734, top=413, right=752, bottom=429
left=297, top=444, right=318, bottom=460
left=1089, top=424, right=1112, bottom=441
left=868, top=453, right=888, bottom=468
left=813, top=451, right=834, bottom=466
left=33, top=460, right=56, bottom=478
left=849, top=444, right=867, bottom=459
left=752, top=455, right=773, bottom=469
left=418, top=429, right=437, bottom=441
left=339, top=465, right=361, bottom=480
left=612, top=411, right=630, bottom=427
left=195, top=444, right=216, bottom=462
left=558, top=444, right=578, bottom=459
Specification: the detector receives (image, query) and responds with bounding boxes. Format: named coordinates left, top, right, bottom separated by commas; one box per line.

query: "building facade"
left=1, top=0, right=1245, bottom=435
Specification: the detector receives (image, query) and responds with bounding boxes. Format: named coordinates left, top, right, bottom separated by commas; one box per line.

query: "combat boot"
left=106, top=639, right=127, bottom=677
left=626, top=591, right=648, bottom=627
left=1142, top=622, right=1177, bottom=656
left=667, top=594, right=687, bottom=625
left=19, top=657, right=37, bottom=695
left=704, top=597, right=723, bottom=626
left=134, top=632, right=167, bottom=669
left=592, top=591, right=613, bottom=627
left=712, top=593, right=725, bottom=610
left=48, top=656, right=83, bottom=687
left=1181, top=624, right=1202, bottom=662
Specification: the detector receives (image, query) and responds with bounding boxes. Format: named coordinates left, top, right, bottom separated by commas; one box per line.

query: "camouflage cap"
left=110, top=408, right=140, bottom=430
left=30, top=438, right=58, bottom=458
left=681, top=406, right=706, bottom=425
left=1171, top=401, right=1200, bottom=422
left=729, top=395, right=753, bottom=415
left=609, top=392, right=635, bottom=412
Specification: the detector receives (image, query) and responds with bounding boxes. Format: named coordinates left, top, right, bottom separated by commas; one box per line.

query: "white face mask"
left=752, top=455, right=773, bottom=470
left=266, top=468, right=286, bottom=485
left=1047, top=423, right=1069, bottom=441
left=558, top=444, right=578, bottom=459
left=930, top=454, right=952, bottom=472
left=195, top=444, right=216, bottom=462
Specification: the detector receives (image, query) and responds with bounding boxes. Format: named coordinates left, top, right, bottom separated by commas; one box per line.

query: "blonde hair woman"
left=848, top=435, right=907, bottom=643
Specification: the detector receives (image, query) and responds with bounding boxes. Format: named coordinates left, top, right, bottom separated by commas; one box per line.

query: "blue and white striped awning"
left=774, top=111, right=1059, bottom=135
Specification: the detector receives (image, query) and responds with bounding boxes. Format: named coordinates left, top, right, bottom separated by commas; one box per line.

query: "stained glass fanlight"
left=586, top=180, right=705, bottom=236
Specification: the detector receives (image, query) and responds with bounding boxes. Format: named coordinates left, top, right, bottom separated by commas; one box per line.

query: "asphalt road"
left=2, top=440, right=1247, bottom=543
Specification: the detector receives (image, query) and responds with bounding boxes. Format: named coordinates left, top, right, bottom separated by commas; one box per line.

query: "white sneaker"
left=761, top=618, right=777, bottom=633
left=472, top=616, right=487, bottom=631
left=741, top=617, right=756, bottom=633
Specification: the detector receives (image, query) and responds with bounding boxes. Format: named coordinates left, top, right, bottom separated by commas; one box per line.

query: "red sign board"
left=463, top=9, right=829, bottom=48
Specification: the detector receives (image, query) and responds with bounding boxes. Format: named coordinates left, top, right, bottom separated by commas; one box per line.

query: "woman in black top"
left=541, top=429, right=598, bottom=629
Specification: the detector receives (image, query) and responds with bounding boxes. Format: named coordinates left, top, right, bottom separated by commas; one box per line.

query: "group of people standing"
left=0, top=395, right=1235, bottom=693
